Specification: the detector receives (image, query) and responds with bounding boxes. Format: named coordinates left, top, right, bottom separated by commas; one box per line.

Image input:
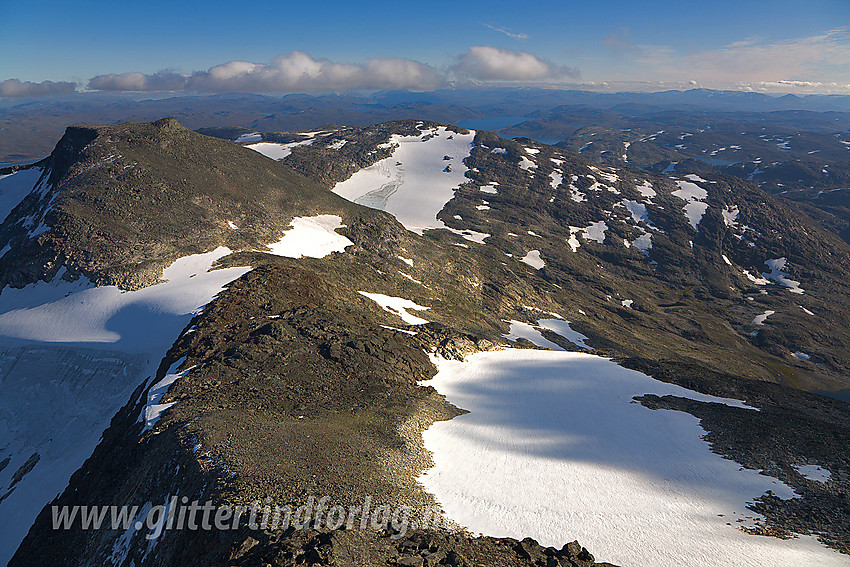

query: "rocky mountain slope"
left=264, top=121, right=850, bottom=394
left=516, top=109, right=850, bottom=244
left=1, top=118, right=848, bottom=566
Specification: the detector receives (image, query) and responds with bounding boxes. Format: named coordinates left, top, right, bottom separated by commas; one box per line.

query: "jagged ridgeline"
left=2, top=118, right=849, bottom=566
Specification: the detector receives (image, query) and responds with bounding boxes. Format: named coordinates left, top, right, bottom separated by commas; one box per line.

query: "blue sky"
left=1, top=0, right=848, bottom=95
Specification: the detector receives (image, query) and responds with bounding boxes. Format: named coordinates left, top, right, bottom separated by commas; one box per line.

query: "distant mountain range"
left=4, top=87, right=850, bottom=166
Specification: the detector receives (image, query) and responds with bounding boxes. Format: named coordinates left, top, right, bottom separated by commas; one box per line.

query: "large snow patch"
left=0, top=248, right=251, bottom=563
left=265, top=215, right=353, bottom=258
left=0, top=167, right=44, bottom=222
left=331, top=127, right=475, bottom=234
left=419, top=349, right=843, bottom=567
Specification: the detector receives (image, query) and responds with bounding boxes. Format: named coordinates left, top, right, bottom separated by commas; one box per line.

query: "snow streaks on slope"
left=358, top=292, right=430, bottom=325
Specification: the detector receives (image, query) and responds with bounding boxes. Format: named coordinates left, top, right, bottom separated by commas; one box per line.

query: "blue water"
left=455, top=117, right=564, bottom=145
left=530, top=137, right=564, bottom=146
left=456, top=116, right=529, bottom=131
left=815, top=389, right=850, bottom=404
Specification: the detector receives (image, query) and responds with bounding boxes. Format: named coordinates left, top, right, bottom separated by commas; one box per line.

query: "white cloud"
left=621, top=28, right=850, bottom=92
left=687, top=28, right=850, bottom=83
left=482, top=23, right=528, bottom=40
left=85, top=48, right=581, bottom=92
left=453, top=46, right=577, bottom=81
left=88, top=52, right=444, bottom=93
left=602, top=28, right=631, bottom=52
left=88, top=71, right=188, bottom=91
left=739, top=80, right=850, bottom=95
left=0, top=79, right=76, bottom=97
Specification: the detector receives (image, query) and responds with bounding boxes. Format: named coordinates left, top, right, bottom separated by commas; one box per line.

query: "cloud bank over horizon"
left=3, top=29, right=850, bottom=97
left=89, top=52, right=446, bottom=93
left=0, top=79, right=77, bottom=97
left=83, top=46, right=577, bottom=94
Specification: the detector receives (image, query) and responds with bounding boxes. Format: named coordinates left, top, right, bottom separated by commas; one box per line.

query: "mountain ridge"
left=0, top=117, right=365, bottom=290
left=1, top=118, right=848, bottom=565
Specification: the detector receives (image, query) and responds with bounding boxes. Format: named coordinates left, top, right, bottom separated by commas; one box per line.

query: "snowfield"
left=581, top=220, right=608, bottom=244
left=331, top=127, right=475, bottom=234
left=140, top=357, right=196, bottom=433
left=358, top=292, right=430, bottom=325
left=419, top=349, right=844, bottom=567
left=246, top=138, right=315, bottom=160
left=535, top=318, right=591, bottom=350
left=502, top=318, right=590, bottom=351
left=753, top=310, right=775, bottom=326
left=622, top=199, right=650, bottom=224
left=503, top=321, right=564, bottom=351
left=234, top=132, right=262, bottom=143
left=637, top=180, right=656, bottom=199
left=0, top=248, right=247, bottom=345
left=632, top=232, right=653, bottom=254
left=445, top=227, right=490, bottom=244
left=0, top=248, right=251, bottom=564
left=795, top=465, right=831, bottom=483
left=264, top=215, right=353, bottom=258
left=672, top=179, right=709, bottom=229
left=0, top=215, right=356, bottom=562
left=0, top=345, right=149, bottom=565
left=723, top=205, right=741, bottom=227
left=763, top=258, right=804, bottom=294
left=520, top=250, right=545, bottom=270
left=519, top=156, right=537, bottom=171
left=0, top=167, right=44, bottom=222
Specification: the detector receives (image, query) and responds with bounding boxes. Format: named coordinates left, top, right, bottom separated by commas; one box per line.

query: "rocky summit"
left=0, top=118, right=848, bottom=566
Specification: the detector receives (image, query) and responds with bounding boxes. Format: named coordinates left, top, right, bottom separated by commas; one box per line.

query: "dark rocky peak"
left=0, top=118, right=364, bottom=291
